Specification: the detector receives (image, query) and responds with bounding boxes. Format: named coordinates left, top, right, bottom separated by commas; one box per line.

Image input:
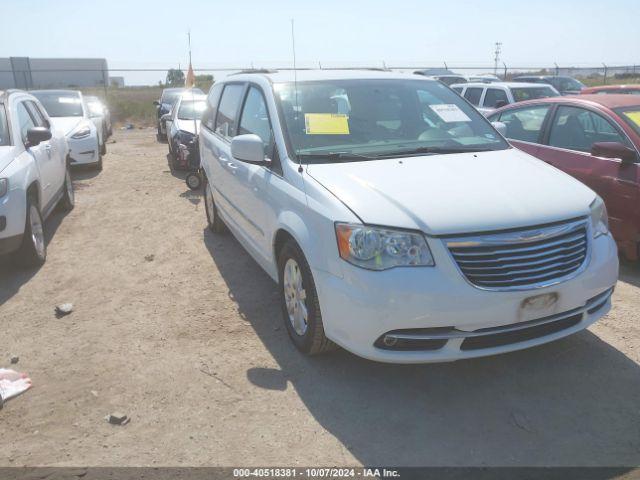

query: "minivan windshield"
left=615, top=106, right=640, bottom=137
left=274, top=79, right=509, bottom=162
left=32, top=92, right=84, bottom=117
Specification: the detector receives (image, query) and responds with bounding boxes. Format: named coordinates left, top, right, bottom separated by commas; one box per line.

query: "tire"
left=16, top=194, right=47, bottom=268
left=59, top=166, right=75, bottom=211
left=157, top=122, right=167, bottom=142
left=204, top=178, right=226, bottom=233
left=100, top=141, right=107, bottom=156
left=186, top=172, right=202, bottom=190
left=278, top=239, right=336, bottom=355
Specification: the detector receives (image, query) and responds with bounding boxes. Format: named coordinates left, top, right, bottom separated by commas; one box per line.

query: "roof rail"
left=230, top=69, right=278, bottom=76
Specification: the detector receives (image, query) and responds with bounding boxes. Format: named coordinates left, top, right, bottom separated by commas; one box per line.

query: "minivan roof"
left=228, top=69, right=440, bottom=84
left=451, top=82, right=555, bottom=89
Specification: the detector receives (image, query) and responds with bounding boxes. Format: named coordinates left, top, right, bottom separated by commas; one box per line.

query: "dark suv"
left=154, top=87, right=203, bottom=141
left=512, top=75, right=585, bottom=95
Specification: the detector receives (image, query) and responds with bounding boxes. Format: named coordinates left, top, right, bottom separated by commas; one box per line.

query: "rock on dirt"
left=55, top=303, right=74, bottom=317
left=106, top=412, right=129, bottom=425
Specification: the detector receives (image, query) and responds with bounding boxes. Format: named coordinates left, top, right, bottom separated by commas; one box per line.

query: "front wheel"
left=16, top=195, right=47, bottom=267
left=278, top=240, right=336, bottom=355
left=204, top=179, right=226, bottom=233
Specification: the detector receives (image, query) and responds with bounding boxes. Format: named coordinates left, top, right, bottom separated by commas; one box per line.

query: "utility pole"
left=493, top=42, right=502, bottom=75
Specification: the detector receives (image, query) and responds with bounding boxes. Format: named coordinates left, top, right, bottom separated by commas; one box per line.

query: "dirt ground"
left=1, top=129, right=640, bottom=468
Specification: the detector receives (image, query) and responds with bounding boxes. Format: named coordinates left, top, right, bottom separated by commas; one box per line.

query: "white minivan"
left=199, top=70, right=618, bottom=363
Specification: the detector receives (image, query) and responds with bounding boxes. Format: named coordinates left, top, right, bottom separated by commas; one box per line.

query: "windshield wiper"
left=297, top=151, right=375, bottom=162
left=382, top=146, right=495, bottom=157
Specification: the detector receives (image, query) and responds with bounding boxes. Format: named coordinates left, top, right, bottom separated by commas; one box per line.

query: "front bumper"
left=313, top=233, right=618, bottom=363
left=68, top=135, right=99, bottom=165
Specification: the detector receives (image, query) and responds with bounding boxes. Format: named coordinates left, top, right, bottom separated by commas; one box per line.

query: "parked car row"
left=188, top=70, right=618, bottom=363
left=0, top=89, right=75, bottom=266
left=0, top=88, right=111, bottom=267
left=153, top=87, right=204, bottom=141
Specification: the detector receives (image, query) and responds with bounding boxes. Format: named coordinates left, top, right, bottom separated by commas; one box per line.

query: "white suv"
left=0, top=90, right=74, bottom=266
left=451, top=82, right=560, bottom=116
left=199, top=70, right=618, bottom=363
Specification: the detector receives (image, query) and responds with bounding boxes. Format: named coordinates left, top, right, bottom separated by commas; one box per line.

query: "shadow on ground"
left=619, top=259, right=640, bottom=288
left=0, top=209, right=69, bottom=305
left=204, top=229, right=640, bottom=471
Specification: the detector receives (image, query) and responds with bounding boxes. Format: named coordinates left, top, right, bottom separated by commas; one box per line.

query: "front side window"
left=215, top=84, right=244, bottom=139
left=274, top=79, right=508, bottom=163
left=548, top=106, right=628, bottom=153
left=239, top=87, right=273, bottom=151
left=0, top=104, right=9, bottom=146
left=494, top=106, right=550, bottom=143
left=511, top=87, right=559, bottom=102
left=25, top=101, right=48, bottom=128
left=178, top=100, right=206, bottom=120
left=483, top=88, right=508, bottom=108
left=16, top=102, right=36, bottom=143
left=32, top=92, right=84, bottom=117
left=463, top=87, right=483, bottom=106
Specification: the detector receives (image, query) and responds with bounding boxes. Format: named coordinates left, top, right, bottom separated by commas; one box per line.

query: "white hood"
left=176, top=118, right=200, bottom=135
left=0, top=146, right=18, bottom=174
left=49, top=116, right=85, bottom=135
left=307, top=148, right=596, bottom=236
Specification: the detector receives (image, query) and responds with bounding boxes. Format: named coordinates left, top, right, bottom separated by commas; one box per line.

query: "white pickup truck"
left=0, top=89, right=74, bottom=267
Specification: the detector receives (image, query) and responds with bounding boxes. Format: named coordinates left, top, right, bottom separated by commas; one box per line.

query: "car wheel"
left=186, top=172, right=202, bottom=190
left=95, top=153, right=103, bottom=171
left=204, top=178, right=226, bottom=233
left=16, top=195, right=47, bottom=267
left=278, top=239, right=336, bottom=355
left=100, top=141, right=107, bottom=156
left=157, top=123, right=167, bottom=142
left=59, top=166, right=75, bottom=211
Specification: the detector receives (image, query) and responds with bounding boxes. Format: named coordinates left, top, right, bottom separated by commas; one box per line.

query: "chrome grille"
left=446, top=219, right=590, bottom=290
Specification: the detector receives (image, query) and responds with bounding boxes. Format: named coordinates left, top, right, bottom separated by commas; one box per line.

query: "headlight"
left=0, top=178, right=7, bottom=197
left=70, top=125, right=91, bottom=139
left=335, top=223, right=435, bottom=270
left=590, top=196, right=609, bottom=238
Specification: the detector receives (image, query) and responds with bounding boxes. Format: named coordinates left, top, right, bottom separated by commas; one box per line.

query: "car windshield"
left=274, top=78, right=508, bottom=162
left=162, top=90, right=184, bottom=105
left=85, top=99, right=104, bottom=116
left=615, top=106, right=640, bottom=136
left=0, top=104, right=9, bottom=146
left=178, top=100, right=206, bottom=120
left=32, top=92, right=84, bottom=117
left=512, top=87, right=559, bottom=102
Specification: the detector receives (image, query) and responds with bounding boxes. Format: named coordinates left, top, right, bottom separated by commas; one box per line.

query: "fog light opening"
left=382, top=335, right=398, bottom=347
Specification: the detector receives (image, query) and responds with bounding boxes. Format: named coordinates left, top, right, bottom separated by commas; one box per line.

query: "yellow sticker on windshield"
left=305, top=113, right=350, bottom=135
left=624, top=111, right=640, bottom=128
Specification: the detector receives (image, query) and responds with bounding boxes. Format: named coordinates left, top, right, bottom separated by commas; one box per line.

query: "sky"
left=1, top=0, right=639, bottom=85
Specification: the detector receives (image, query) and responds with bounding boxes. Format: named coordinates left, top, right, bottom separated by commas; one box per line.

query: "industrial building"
left=0, top=57, right=109, bottom=90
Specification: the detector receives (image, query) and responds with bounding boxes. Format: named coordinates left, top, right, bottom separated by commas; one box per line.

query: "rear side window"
left=483, top=89, right=508, bottom=108
left=497, top=106, right=550, bottom=143
left=215, top=84, right=245, bottom=139
left=464, top=88, right=483, bottom=106
left=16, top=102, right=36, bottom=143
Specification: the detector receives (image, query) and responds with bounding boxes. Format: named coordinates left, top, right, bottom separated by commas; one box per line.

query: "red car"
left=488, top=95, right=640, bottom=260
left=581, top=85, right=640, bottom=95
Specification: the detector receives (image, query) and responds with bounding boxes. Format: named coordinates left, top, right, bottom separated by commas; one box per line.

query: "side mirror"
left=591, top=142, right=637, bottom=163
left=153, top=100, right=160, bottom=107
left=494, top=100, right=508, bottom=109
left=26, top=127, right=52, bottom=147
left=231, top=134, right=270, bottom=165
left=491, top=121, right=507, bottom=137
